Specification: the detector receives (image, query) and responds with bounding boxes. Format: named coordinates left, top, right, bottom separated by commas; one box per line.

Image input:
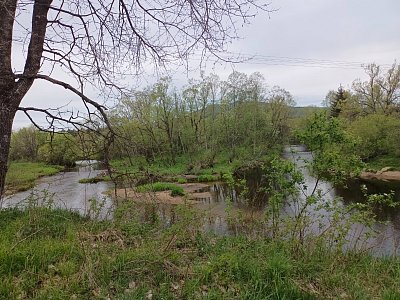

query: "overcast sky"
left=12, top=0, right=400, bottom=129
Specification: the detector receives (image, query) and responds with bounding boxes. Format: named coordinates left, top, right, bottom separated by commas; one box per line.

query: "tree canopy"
left=0, top=0, right=271, bottom=197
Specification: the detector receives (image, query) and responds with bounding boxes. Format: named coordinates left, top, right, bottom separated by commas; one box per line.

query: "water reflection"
left=284, top=145, right=400, bottom=256
left=3, top=153, right=400, bottom=256
left=1, top=161, right=114, bottom=219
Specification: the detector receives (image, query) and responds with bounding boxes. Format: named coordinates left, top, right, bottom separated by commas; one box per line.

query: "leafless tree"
left=0, top=0, right=272, bottom=197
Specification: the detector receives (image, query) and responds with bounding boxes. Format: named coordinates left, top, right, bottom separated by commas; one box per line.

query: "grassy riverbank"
left=110, top=151, right=262, bottom=178
left=5, top=162, right=63, bottom=194
left=0, top=205, right=399, bottom=299
left=364, top=154, right=400, bottom=171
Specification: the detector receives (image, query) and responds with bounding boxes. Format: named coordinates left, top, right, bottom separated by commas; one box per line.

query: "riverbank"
left=114, top=182, right=218, bottom=205
left=0, top=206, right=399, bottom=299
left=79, top=153, right=252, bottom=187
left=364, top=154, right=400, bottom=172
left=5, top=162, right=64, bottom=195
left=109, top=151, right=267, bottom=179
left=361, top=169, right=400, bottom=182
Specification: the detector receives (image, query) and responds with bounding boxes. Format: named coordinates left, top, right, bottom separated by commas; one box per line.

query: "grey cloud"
left=12, top=0, right=400, bottom=128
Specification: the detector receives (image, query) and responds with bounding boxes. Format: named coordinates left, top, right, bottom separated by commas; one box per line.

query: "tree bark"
left=0, top=100, right=17, bottom=199
left=0, top=0, right=53, bottom=198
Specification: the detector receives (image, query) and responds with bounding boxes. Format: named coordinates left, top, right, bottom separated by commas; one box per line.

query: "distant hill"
left=291, top=106, right=327, bottom=118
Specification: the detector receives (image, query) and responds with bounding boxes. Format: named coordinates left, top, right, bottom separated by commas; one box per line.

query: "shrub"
left=348, top=114, right=400, bottom=160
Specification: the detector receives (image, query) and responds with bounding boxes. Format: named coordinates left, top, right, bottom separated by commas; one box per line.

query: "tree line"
left=9, top=71, right=295, bottom=168
left=109, top=71, right=294, bottom=165
left=326, top=62, right=400, bottom=162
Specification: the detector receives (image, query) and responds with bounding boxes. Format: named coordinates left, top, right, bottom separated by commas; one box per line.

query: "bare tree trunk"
left=0, top=100, right=17, bottom=199
left=0, top=0, right=53, bottom=198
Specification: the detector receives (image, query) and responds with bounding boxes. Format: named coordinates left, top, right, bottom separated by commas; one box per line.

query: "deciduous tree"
left=0, top=0, right=271, bottom=197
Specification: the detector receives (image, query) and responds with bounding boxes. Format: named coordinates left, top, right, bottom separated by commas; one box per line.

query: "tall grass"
left=5, top=162, right=63, bottom=193
left=0, top=203, right=399, bottom=299
left=365, top=154, right=400, bottom=171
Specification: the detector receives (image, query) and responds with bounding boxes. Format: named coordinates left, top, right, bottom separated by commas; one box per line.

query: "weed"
left=136, top=182, right=185, bottom=197
left=176, top=177, right=188, bottom=184
left=365, top=154, right=400, bottom=171
left=0, top=206, right=398, bottom=299
left=197, top=174, right=218, bottom=182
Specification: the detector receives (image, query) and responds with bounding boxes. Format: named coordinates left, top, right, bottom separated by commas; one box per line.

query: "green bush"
left=38, top=134, right=80, bottom=167
left=348, top=114, right=400, bottom=160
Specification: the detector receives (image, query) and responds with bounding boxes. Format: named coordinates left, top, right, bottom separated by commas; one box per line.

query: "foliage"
left=196, top=174, right=218, bottom=182
left=325, top=62, right=400, bottom=118
left=110, top=150, right=237, bottom=179
left=136, top=182, right=185, bottom=197
left=37, top=134, right=81, bottom=167
left=176, top=177, right=188, bottom=184
left=0, top=205, right=399, bottom=299
left=78, top=177, right=108, bottom=184
left=321, top=63, right=400, bottom=173
left=364, top=154, right=400, bottom=171
left=9, top=126, right=46, bottom=161
left=298, top=112, right=363, bottom=184
left=352, top=62, right=400, bottom=115
left=110, top=72, right=294, bottom=165
left=261, top=156, right=304, bottom=236
left=347, top=114, right=400, bottom=161
left=10, top=127, right=103, bottom=167
left=288, top=106, right=327, bottom=143
left=5, top=162, right=63, bottom=193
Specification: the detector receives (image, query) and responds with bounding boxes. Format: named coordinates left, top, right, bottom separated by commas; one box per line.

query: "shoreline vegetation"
left=6, top=150, right=400, bottom=198
left=4, top=162, right=63, bottom=196
left=4, top=67, right=400, bottom=298
left=0, top=205, right=399, bottom=299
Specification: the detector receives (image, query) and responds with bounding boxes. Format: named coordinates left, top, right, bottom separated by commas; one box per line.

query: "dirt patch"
left=177, top=183, right=210, bottom=193
left=115, top=182, right=217, bottom=205
left=360, top=171, right=400, bottom=182
left=115, top=189, right=198, bottom=205
left=182, top=175, right=198, bottom=181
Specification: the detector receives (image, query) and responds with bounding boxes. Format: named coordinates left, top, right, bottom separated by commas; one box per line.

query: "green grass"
left=110, top=151, right=237, bottom=178
left=365, top=154, right=400, bottom=171
left=111, top=156, right=188, bottom=176
left=0, top=205, right=399, bottom=299
left=197, top=174, right=219, bottom=182
left=136, top=182, right=185, bottom=196
left=176, top=177, right=188, bottom=184
left=78, top=175, right=111, bottom=184
left=5, top=162, right=63, bottom=193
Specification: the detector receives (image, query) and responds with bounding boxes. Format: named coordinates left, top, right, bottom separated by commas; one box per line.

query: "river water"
left=189, top=145, right=400, bottom=256
left=283, top=145, right=400, bottom=256
left=2, top=148, right=400, bottom=256
left=1, top=162, right=114, bottom=219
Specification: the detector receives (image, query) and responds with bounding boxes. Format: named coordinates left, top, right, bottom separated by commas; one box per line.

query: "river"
left=1, top=161, right=114, bottom=219
left=283, top=145, right=400, bottom=256
left=2, top=148, right=400, bottom=256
